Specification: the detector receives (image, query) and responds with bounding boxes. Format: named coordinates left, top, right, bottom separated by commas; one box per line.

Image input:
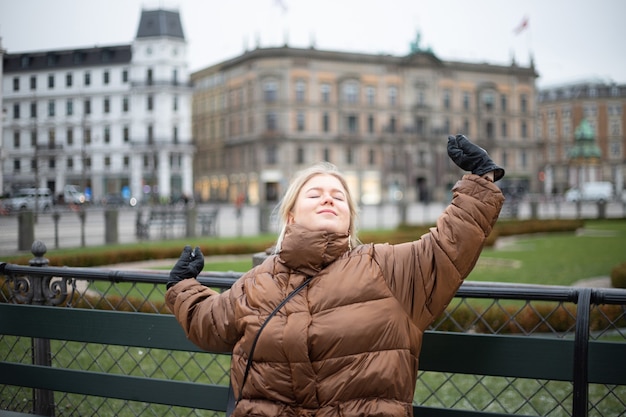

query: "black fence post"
left=573, top=288, right=591, bottom=417
left=52, top=211, right=61, bottom=249
left=104, top=208, right=119, bottom=244
left=18, top=210, right=35, bottom=251
left=29, top=241, right=56, bottom=417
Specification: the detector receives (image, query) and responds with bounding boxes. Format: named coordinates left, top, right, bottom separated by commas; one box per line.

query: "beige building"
left=192, top=43, right=538, bottom=206
left=537, top=81, right=626, bottom=196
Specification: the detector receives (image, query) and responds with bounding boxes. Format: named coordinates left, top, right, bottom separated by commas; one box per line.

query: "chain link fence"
left=1, top=254, right=625, bottom=416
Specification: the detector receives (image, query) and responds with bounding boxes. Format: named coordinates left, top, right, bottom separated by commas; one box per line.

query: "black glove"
left=167, top=245, right=205, bottom=289
left=447, top=134, right=505, bottom=182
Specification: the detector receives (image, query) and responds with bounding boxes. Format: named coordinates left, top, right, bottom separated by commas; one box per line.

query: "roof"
left=3, top=45, right=132, bottom=73
left=136, top=9, right=185, bottom=40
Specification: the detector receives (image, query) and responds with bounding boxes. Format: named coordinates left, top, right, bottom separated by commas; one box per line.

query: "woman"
left=166, top=135, right=505, bottom=416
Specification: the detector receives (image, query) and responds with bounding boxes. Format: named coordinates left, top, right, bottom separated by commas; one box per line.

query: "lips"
left=318, top=209, right=336, bottom=216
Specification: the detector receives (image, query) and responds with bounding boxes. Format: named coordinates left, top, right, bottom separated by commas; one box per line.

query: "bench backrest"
left=2, top=302, right=625, bottom=416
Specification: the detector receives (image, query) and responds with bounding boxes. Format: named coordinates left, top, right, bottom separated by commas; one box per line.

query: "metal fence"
left=1, top=244, right=625, bottom=417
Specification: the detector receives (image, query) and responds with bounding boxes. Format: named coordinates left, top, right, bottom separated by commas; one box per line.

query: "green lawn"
left=200, top=219, right=626, bottom=287
left=469, top=219, right=626, bottom=286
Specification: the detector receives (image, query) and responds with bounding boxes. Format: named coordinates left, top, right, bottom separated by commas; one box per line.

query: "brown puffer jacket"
left=166, top=174, right=504, bottom=417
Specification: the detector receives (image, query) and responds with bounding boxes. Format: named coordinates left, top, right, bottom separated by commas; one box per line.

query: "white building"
left=0, top=8, right=194, bottom=204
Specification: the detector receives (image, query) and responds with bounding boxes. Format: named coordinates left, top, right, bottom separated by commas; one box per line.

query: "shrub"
left=610, top=262, right=626, bottom=289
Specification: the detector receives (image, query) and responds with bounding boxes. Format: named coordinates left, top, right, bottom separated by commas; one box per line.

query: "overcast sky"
left=1, top=0, right=624, bottom=88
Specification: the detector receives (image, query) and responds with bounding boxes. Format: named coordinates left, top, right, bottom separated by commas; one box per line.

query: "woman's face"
left=289, top=174, right=351, bottom=235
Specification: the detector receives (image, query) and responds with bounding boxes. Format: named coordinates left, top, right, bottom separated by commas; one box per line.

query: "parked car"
left=564, top=181, right=613, bottom=203
left=4, top=187, right=54, bottom=212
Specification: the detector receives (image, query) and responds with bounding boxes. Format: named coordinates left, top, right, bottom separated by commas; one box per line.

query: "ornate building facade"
left=192, top=44, right=539, bottom=206
left=1, top=9, right=194, bottom=203
left=537, top=81, right=626, bottom=195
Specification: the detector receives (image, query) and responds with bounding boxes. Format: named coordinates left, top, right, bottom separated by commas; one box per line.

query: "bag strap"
left=227, top=276, right=313, bottom=414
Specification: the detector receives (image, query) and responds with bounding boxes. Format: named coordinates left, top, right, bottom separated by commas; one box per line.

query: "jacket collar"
left=278, top=223, right=349, bottom=276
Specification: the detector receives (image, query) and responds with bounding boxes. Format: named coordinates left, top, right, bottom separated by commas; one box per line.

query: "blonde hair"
left=274, top=162, right=360, bottom=252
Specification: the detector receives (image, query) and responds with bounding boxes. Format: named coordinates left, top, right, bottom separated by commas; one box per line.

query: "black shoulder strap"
left=227, top=276, right=313, bottom=415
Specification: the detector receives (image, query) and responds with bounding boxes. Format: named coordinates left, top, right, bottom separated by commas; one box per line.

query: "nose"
left=320, top=193, right=334, bottom=205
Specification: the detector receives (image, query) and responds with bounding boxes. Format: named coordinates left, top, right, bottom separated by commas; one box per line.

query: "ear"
left=287, top=213, right=295, bottom=224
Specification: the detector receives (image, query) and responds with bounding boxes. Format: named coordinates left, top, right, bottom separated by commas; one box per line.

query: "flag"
left=513, top=16, right=529, bottom=35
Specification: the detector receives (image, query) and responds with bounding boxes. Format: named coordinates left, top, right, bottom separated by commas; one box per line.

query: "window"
left=123, top=156, right=130, bottom=168
left=84, top=128, right=91, bottom=145
left=295, top=80, right=306, bottom=102
left=173, top=96, right=178, bottom=111
left=30, top=76, right=37, bottom=90
left=346, top=146, right=353, bottom=164
left=520, top=94, right=528, bottom=114
left=104, top=126, right=110, bottom=144
left=321, top=84, right=331, bottom=103
left=123, top=126, right=130, bottom=143
left=323, top=148, right=331, bottom=162
left=13, top=77, right=19, bottom=91
left=172, top=69, right=178, bottom=85
left=122, top=69, right=129, bottom=83
left=67, top=157, right=74, bottom=170
left=67, top=128, right=74, bottom=145
left=501, top=94, right=507, bottom=112
left=48, top=128, right=56, bottom=146
left=104, top=97, right=110, bottom=113
left=483, top=92, right=494, bottom=111
left=123, top=96, right=129, bottom=112
left=173, top=126, right=178, bottom=144
left=443, top=90, right=451, bottom=110
left=147, top=68, right=153, bottom=85
left=103, top=71, right=110, bottom=85
left=48, top=74, right=55, bottom=89
left=13, top=131, right=20, bottom=148
left=347, top=115, right=358, bottom=133
left=463, top=92, right=471, bottom=110
left=147, top=95, right=154, bottom=111
left=389, top=86, right=398, bottom=106
left=266, top=112, right=277, bottom=130
left=322, top=113, right=330, bottom=132
left=31, top=130, right=37, bottom=146
left=388, top=116, right=396, bottom=133
left=501, top=121, right=508, bottom=138
left=368, top=148, right=376, bottom=165
left=264, top=81, right=277, bottom=102
left=13, top=160, right=21, bottom=173
left=343, top=82, right=359, bottom=104
left=66, top=73, right=73, bottom=87
left=521, top=120, right=528, bottom=138
left=66, top=99, right=73, bottom=116
left=13, top=103, right=20, bottom=119
left=84, top=99, right=91, bottom=115
left=104, top=156, right=111, bottom=168
left=147, top=125, right=154, bottom=144
left=30, top=102, right=37, bottom=118
left=296, top=147, right=305, bottom=164
left=48, top=158, right=55, bottom=169
left=366, top=86, right=375, bottom=105
left=368, top=115, right=375, bottom=134
left=266, top=145, right=278, bottom=164
left=296, top=112, right=305, bottom=131
left=48, top=100, right=55, bottom=117
left=84, top=72, right=91, bottom=86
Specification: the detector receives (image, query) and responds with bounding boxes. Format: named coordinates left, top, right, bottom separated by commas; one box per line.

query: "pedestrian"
left=166, top=134, right=505, bottom=416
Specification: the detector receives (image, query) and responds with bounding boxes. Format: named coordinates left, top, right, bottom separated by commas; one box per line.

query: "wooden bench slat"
left=0, top=362, right=228, bottom=411
left=420, top=331, right=574, bottom=381
left=0, top=304, right=202, bottom=352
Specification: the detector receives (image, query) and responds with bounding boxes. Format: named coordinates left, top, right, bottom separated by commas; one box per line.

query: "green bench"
left=2, top=300, right=624, bottom=417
